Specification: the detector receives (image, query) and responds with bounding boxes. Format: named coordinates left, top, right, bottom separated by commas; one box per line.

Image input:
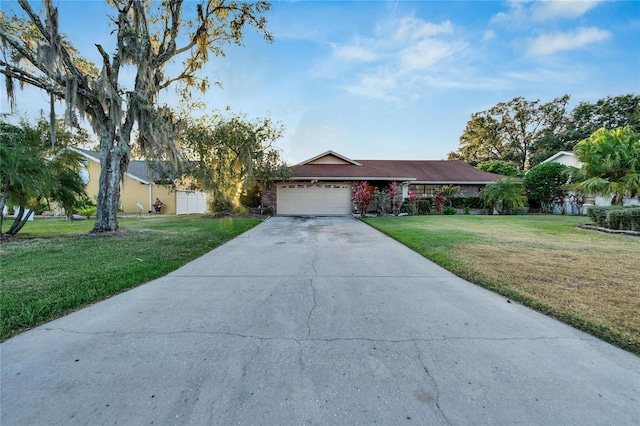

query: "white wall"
left=176, top=190, right=207, bottom=215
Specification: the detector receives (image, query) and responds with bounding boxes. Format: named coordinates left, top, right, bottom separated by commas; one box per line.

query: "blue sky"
left=2, top=0, right=639, bottom=164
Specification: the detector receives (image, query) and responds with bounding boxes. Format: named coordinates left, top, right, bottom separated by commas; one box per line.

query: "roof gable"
left=297, top=150, right=362, bottom=166
left=542, top=151, right=582, bottom=168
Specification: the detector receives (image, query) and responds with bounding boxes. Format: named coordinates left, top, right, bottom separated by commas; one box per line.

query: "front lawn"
left=364, top=215, right=640, bottom=355
left=0, top=215, right=261, bottom=340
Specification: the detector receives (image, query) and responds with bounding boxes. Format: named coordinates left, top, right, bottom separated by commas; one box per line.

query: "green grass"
left=364, top=215, right=640, bottom=355
left=1, top=215, right=261, bottom=340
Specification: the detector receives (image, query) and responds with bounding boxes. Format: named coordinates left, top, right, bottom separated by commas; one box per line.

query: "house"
left=542, top=151, right=639, bottom=213
left=71, top=148, right=207, bottom=215
left=262, top=151, right=505, bottom=216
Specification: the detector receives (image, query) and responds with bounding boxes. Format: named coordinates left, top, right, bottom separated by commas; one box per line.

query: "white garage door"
left=277, top=182, right=352, bottom=215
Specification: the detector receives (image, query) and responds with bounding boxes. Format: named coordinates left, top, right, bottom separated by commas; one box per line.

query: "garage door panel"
left=277, top=182, right=352, bottom=215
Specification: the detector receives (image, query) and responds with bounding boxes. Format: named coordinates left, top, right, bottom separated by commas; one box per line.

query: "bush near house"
left=419, top=196, right=482, bottom=211
left=588, top=206, right=640, bottom=231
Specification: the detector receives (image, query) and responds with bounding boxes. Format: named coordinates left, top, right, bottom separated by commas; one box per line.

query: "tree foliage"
left=476, top=160, right=522, bottom=177
left=1, top=0, right=272, bottom=231
left=179, top=113, right=288, bottom=212
left=523, top=162, right=568, bottom=213
left=531, top=94, right=640, bottom=165
left=566, top=127, right=640, bottom=205
left=479, top=177, right=527, bottom=215
left=450, top=94, right=639, bottom=170
left=450, top=96, right=570, bottom=170
left=0, top=119, right=86, bottom=237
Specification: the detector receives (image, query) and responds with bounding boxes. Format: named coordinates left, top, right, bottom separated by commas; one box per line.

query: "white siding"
left=176, top=190, right=207, bottom=215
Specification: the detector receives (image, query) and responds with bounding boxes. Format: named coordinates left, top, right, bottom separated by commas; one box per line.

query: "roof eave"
left=289, top=176, right=417, bottom=181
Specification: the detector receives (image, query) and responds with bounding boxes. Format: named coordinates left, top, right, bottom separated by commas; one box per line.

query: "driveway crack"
left=306, top=278, right=318, bottom=338
left=413, top=338, right=451, bottom=424
left=306, top=237, right=320, bottom=337
left=242, top=341, right=261, bottom=378
left=41, top=328, right=593, bottom=344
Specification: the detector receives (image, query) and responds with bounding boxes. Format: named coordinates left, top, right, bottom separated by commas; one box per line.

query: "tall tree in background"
left=531, top=94, right=640, bottom=165
left=476, top=160, right=522, bottom=177
left=450, top=96, right=570, bottom=170
left=448, top=114, right=504, bottom=165
left=0, top=0, right=272, bottom=232
left=179, top=113, right=288, bottom=212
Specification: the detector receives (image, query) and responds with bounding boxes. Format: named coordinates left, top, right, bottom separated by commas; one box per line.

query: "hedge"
left=419, top=196, right=482, bottom=210
left=587, top=206, right=640, bottom=231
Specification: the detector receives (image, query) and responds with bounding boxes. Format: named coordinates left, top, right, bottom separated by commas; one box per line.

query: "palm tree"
left=566, top=127, right=640, bottom=205
left=1, top=120, right=86, bottom=236
left=479, top=178, right=527, bottom=215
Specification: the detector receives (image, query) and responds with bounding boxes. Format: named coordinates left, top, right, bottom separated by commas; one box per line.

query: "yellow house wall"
left=151, top=185, right=176, bottom=214
left=84, top=157, right=177, bottom=214
left=119, top=176, right=154, bottom=213
left=84, top=159, right=101, bottom=206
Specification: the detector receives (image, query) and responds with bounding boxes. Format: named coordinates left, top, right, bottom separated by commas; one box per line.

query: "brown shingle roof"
left=291, top=159, right=504, bottom=183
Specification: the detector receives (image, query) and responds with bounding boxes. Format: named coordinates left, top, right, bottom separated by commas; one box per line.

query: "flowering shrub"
left=403, top=191, right=419, bottom=215
left=352, top=181, right=372, bottom=216
left=567, top=193, right=584, bottom=215
left=432, top=190, right=447, bottom=214
left=373, top=187, right=390, bottom=215
left=389, top=182, right=402, bottom=215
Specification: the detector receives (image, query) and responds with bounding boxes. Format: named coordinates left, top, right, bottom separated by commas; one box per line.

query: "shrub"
left=432, top=190, right=446, bottom=214
left=76, top=206, right=97, bottom=219
left=373, top=188, right=391, bottom=215
left=233, top=205, right=248, bottom=214
left=587, top=206, right=640, bottom=231
left=444, top=206, right=457, bottom=215
left=450, top=196, right=482, bottom=209
left=389, top=182, right=402, bottom=215
left=403, top=203, right=416, bottom=215
left=587, top=206, right=624, bottom=227
left=523, top=162, right=568, bottom=213
left=352, top=181, right=373, bottom=215
left=418, top=198, right=431, bottom=215
left=606, top=208, right=640, bottom=231
left=262, top=206, right=274, bottom=216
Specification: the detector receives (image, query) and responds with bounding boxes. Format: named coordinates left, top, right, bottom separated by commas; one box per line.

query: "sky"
left=1, top=0, right=639, bottom=164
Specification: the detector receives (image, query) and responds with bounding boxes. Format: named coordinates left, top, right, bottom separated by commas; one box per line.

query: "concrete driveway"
left=2, top=216, right=638, bottom=425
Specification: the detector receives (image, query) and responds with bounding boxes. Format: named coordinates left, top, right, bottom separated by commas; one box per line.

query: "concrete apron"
left=1, top=216, right=638, bottom=425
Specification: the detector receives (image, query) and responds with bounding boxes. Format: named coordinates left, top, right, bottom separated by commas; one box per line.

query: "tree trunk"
left=0, top=190, right=7, bottom=235
left=6, top=204, right=31, bottom=236
left=92, top=132, right=129, bottom=233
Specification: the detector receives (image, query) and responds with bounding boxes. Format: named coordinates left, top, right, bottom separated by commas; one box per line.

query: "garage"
left=277, top=182, right=352, bottom=215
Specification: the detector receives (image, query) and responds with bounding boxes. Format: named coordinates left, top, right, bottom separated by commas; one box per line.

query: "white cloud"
left=316, top=15, right=469, bottom=101
left=388, top=16, right=454, bottom=41
left=399, top=39, right=467, bottom=71
left=491, top=0, right=604, bottom=26
left=531, top=1, right=603, bottom=22
left=482, top=30, right=496, bottom=42
left=527, top=27, right=611, bottom=56
left=330, top=40, right=380, bottom=63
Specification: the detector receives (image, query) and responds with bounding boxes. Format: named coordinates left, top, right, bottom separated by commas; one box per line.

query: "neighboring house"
left=71, top=148, right=207, bottom=215
left=262, top=151, right=505, bottom=216
left=542, top=151, right=639, bottom=213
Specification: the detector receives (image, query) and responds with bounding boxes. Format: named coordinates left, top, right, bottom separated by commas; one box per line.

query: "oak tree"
left=1, top=0, right=272, bottom=231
